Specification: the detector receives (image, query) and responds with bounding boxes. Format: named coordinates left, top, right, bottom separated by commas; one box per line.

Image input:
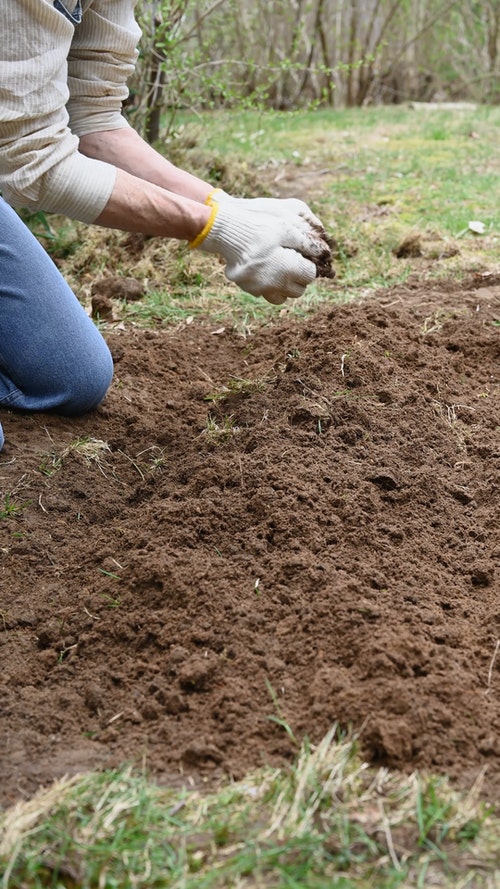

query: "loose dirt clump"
left=393, top=232, right=423, bottom=258
left=0, top=275, right=499, bottom=807
left=314, top=232, right=336, bottom=279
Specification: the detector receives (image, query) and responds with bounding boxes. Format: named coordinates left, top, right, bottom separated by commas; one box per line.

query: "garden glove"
left=190, top=201, right=330, bottom=305
left=207, top=188, right=327, bottom=240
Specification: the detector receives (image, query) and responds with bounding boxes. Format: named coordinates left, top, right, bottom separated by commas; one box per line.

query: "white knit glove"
left=191, top=202, right=330, bottom=305
left=208, top=188, right=326, bottom=237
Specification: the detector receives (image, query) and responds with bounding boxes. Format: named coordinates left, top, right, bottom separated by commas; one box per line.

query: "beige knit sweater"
left=0, top=0, right=141, bottom=223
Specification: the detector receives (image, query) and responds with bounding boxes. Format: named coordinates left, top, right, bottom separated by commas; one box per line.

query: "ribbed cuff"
left=189, top=201, right=219, bottom=249
left=205, top=187, right=222, bottom=205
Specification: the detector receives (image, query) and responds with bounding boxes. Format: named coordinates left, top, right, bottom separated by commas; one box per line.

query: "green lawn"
left=57, top=103, right=498, bottom=327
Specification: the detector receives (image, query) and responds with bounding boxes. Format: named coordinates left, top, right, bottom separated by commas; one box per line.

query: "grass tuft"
left=1, top=729, right=497, bottom=888
left=0, top=494, right=29, bottom=520
left=205, top=374, right=273, bottom=405
left=38, top=436, right=111, bottom=478
left=202, top=414, right=240, bottom=445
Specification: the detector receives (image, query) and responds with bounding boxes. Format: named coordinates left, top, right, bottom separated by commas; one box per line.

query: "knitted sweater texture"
left=0, top=0, right=141, bottom=222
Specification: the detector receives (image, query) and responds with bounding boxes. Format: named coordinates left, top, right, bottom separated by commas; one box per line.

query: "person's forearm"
left=94, top=167, right=212, bottom=239
left=79, top=127, right=213, bottom=203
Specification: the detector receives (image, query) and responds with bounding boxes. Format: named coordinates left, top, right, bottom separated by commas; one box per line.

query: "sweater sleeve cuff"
left=40, top=152, right=117, bottom=224
left=67, top=106, right=132, bottom=138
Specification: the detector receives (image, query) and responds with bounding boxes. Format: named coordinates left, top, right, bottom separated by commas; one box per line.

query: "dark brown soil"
left=1, top=275, right=499, bottom=808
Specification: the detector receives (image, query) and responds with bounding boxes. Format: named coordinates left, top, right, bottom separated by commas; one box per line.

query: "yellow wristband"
left=189, top=201, right=219, bottom=250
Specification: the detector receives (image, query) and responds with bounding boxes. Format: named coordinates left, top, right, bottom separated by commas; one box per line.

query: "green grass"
left=0, top=494, right=24, bottom=520
left=164, top=104, right=499, bottom=294
left=45, top=103, right=497, bottom=328
left=32, top=105, right=499, bottom=330
left=174, top=104, right=499, bottom=170
left=1, top=728, right=498, bottom=888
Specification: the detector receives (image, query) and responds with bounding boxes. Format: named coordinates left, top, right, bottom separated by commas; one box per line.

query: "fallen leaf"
left=468, top=220, right=486, bottom=234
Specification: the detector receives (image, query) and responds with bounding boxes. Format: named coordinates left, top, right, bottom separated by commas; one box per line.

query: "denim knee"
left=60, top=340, right=114, bottom=416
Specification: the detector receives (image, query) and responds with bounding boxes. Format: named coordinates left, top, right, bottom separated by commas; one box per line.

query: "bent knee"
left=60, top=344, right=114, bottom=416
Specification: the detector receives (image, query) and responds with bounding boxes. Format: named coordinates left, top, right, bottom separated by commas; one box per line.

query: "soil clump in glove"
left=312, top=232, right=336, bottom=279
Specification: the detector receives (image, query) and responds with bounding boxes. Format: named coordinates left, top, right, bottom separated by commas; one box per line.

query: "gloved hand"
left=208, top=188, right=326, bottom=238
left=191, top=201, right=331, bottom=305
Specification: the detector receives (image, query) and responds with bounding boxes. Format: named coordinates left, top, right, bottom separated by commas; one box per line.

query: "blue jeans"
left=0, top=198, right=113, bottom=451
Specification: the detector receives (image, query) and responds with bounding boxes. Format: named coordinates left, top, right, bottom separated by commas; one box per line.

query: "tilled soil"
left=0, top=276, right=499, bottom=807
